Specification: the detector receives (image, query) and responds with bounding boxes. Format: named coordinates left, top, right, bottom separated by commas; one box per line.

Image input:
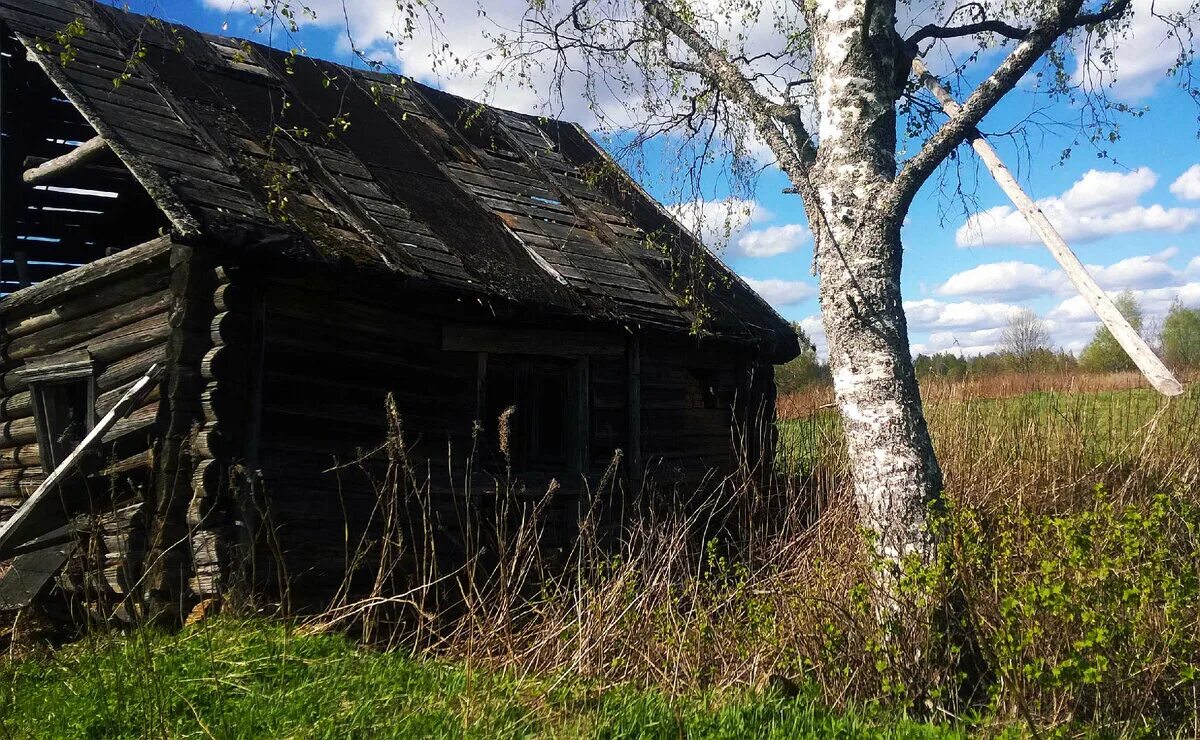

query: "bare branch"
left=887, top=0, right=1091, bottom=215
left=905, top=19, right=1029, bottom=48
left=641, top=0, right=817, bottom=174
left=1070, top=0, right=1136, bottom=28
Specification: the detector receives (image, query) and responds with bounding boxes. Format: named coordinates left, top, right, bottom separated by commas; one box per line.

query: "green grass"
left=777, top=385, right=1196, bottom=473
left=0, top=620, right=960, bottom=739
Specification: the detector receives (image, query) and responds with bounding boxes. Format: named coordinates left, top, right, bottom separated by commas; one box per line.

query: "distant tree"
left=1161, top=303, right=1200, bottom=369
left=1001, top=308, right=1052, bottom=371
left=913, top=352, right=968, bottom=379
left=1080, top=291, right=1144, bottom=372
left=776, top=322, right=830, bottom=394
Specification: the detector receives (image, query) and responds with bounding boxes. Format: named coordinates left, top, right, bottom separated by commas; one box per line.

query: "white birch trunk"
left=811, top=0, right=943, bottom=569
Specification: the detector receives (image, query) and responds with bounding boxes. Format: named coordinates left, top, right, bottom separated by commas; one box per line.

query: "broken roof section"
left=0, top=0, right=799, bottom=361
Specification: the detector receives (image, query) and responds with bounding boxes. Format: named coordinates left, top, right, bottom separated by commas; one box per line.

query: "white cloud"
left=1071, top=0, right=1200, bottom=99
left=1187, top=255, right=1200, bottom=277
left=1085, top=249, right=1183, bottom=291
left=798, top=314, right=827, bottom=355
left=1171, top=165, right=1200, bottom=201
left=1061, top=167, right=1158, bottom=211
left=1050, top=281, right=1200, bottom=324
left=956, top=167, right=1200, bottom=248
left=743, top=278, right=817, bottom=307
left=667, top=198, right=808, bottom=259
left=912, top=327, right=1006, bottom=357
left=905, top=299, right=1022, bottom=331
left=936, top=261, right=1064, bottom=300
left=737, top=223, right=810, bottom=258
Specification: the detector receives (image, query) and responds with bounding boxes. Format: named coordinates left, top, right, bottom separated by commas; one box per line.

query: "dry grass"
left=8, top=373, right=1198, bottom=737
left=277, top=375, right=1200, bottom=736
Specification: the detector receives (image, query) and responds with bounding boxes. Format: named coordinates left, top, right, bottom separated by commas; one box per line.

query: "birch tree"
left=247, top=0, right=1197, bottom=582
left=465, top=0, right=1198, bottom=577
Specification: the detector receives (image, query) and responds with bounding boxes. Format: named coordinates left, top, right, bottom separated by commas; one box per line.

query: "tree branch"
left=1070, top=0, right=1135, bottom=28
left=887, top=0, right=1090, bottom=215
left=905, top=19, right=1029, bottom=47
left=641, top=0, right=817, bottom=175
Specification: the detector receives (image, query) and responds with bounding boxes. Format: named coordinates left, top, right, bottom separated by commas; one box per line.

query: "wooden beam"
left=626, top=334, right=642, bottom=479
left=914, top=59, right=1183, bottom=397
left=0, top=363, right=163, bottom=560
left=0, top=235, right=172, bottom=313
left=21, top=136, right=109, bottom=186
left=442, top=323, right=624, bottom=356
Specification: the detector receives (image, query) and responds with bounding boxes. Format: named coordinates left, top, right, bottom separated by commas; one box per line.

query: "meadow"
left=2, top=371, right=1198, bottom=738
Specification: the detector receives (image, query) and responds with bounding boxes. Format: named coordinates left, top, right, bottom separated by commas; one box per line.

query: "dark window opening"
left=482, top=355, right=581, bottom=474
left=26, top=352, right=96, bottom=471
left=686, top=369, right=719, bottom=410
left=1, top=27, right=170, bottom=295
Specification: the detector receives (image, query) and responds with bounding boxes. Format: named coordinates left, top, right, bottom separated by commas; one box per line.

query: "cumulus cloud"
left=798, top=314, right=827, bottom=355
left=1085, top=249, right=1183, bottom=291
left=1050, top=281, right=1200, bottom=325
left=956, top=167, right=1200, bottom=247
left=904, top=299, right=1023, bottom=332
left=667, top=198, right=809, bottom=259
left=743, top=278, right=817, bottom=307
left=737, top=223, right=811, bottom=258
left=936, top=261, right=1064, bottom=301
left=937, top=249, right=1189, bottom=304
left=912, top=327, right=1006, bottom=357
left=1071, top=0, right=1200, bottom=100
left=1171, top=165, right=1200, bottom=201
left=1188, top=255, right=1200, bottom=277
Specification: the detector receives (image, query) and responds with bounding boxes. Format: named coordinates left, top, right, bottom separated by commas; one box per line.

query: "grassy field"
left=2, top=374, right=1197, bottom=738
left=778, top=380, right=1200, bottom=505
left=0, top=621, right=959, bottom=739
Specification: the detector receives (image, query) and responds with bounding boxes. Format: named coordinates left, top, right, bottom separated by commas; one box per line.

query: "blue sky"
left=118, top=0, right=1200, bottom=357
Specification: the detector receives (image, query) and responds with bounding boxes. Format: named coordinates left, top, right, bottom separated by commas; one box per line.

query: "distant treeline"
left=777, top=298, right=1200, bottom=396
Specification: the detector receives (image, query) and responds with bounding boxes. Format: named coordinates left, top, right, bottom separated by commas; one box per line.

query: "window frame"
left=477, top=352, right=589, bottom=477
left=23, top=350, right=96, bottom=471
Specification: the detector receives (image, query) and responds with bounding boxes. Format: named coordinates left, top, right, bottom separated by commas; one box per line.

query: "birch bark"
left=810, top=0, right=943, bottom=566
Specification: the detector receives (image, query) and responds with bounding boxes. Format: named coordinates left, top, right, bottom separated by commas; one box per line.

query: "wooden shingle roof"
left=0, top=0, right=799, bottom=361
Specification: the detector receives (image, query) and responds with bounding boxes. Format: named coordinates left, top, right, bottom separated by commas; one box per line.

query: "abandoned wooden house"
left=0, top=0, right=798, bottom=620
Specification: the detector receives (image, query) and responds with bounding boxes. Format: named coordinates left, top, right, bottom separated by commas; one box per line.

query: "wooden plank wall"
left=213, top=271, right=770, bottom=611
left=0, top=236, right=174, bottom=614
left=639, top=335, right=751, bottom=483
left=250, top=276, right=479, bottom=608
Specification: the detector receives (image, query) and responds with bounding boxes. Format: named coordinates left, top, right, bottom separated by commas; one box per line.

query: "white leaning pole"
left=912, top=58, right=1184, bottom=397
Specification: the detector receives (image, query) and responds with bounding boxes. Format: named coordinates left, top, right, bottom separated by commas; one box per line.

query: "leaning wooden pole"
left=913, top=59, right=1184, bottom=397
left=0, top=363, right=164, bottom=559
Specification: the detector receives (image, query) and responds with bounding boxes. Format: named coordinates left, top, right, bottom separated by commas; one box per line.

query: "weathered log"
left=80, top=312, right=172, bottom=366
left=97, top=380, right=162, bottom=418
left=0, top=392, right=32, bottom=423
left=0, top=468, right=45, bottom=499
left=103, top=402, right=160, bottom=443
left=0, top=417, right=39, bottom=447
left=0, top=364, right=162, bottom=559
left=5, top=290, right=171, bottom=362
left=0, top=446, right=40, bottom=471
left=3, top=269, right=172, bottom=340
left=0, top=236, right=172, bottom=315
left=22, top=136, right=110, bottom=186
left=97, top=344, right=167, bottom=392
left=914, top=59, right=1183, bottom=397
left=99, top=449, right=153, bottom=476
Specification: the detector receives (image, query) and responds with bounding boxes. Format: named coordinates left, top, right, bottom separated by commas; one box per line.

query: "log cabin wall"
left=638, top=334, right=759, bottom=483
left=203, top=268, right=776, bottom=612
left=0, top=236, right=177, bottom=618
left=244, top=273, right=481, bottom=609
